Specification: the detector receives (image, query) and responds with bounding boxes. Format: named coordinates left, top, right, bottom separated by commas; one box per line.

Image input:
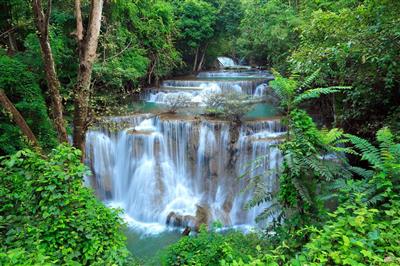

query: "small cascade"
left=217, top=57, right=236, bottom=68
left=148, top=83, right=222, bottom=105
left=146, top=70, right=274, bottom=105
left=161, top=79, right=263, bottom=94
left=254, top=83, right=270, bottom=97
left=86, top=116, right=285, bottom=233
left=197, top=70, right=274, bottom=80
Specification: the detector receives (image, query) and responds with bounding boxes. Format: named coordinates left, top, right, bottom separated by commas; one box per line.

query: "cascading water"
left=145, top=70, right=274, bottom=105
left=86, top=68, right=284, bottom=237
left=217, top=57, right=237, bottom=68
left=86, top=116, right=284, bottom=233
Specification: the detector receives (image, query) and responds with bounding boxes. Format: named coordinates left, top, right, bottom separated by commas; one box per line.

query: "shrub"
left=293, top=199, right=400, bottom=266
left=0, top=145, right=130, bottom=265
left=165, top=93, right=192, bottom=113
left=203, top=91, right=254, bottom=122
left=160, top=226, right=263, bottom=266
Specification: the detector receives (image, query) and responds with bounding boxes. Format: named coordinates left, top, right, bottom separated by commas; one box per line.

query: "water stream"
left=85, top=68, right=285, bottom=259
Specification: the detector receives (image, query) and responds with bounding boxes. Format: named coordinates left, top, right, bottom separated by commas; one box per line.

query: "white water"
left=146, top=71, right=274, bottom=106
left=217, top=57, right=236, bottom=67
left=86, top=116, right=284, bottom=234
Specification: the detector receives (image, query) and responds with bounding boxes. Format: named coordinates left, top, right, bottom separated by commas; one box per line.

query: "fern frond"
left=245, top=182, right=272, bottom=209
left=349, top=166, right=374, bottom=179
left=364, top=192, right=385, bottom=207
left=293, top=86, right=350, bottom=105
left=346, top=134, right=383, bottom=169
left=292, top=178, right=313, bottom=205
left=389, top=144, right=400, bottom=162
left=255, top=202, right=282, bottom=223
left=285, top=153, right=301, bottom=177
left=302, top=156, right=335, bottom=181
left=299, top=68, right=321, bottom=90
left=320, top=128, right=344, bottom=145
left=377, top=127, right=395, bottom=149
left=328, top=178, right=348, bottom=191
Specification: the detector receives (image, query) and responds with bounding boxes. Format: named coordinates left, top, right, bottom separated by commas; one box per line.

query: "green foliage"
left=290, top=0, right=400, bottom=137
left=270, top=71, right=349, bottom=114
left=0, top=54, right=57, bottom=155
left=161, top=226, right=263, bottom=266
left=345, top=128, right=400, bottom=207
left=294, top=199, right=400, bottom=266
left=253, top=72, right=351, bottom=224
left=0, top=145, right=130, bottom=265
left=0, top=248, right=53, bottom=266
left=233, top=128, right=400, bottom=265
left=105, top=0, right=181, bottom=85
left=176, top=0, right=217, bottom=49
left=237, top=0, right=300, bottom=69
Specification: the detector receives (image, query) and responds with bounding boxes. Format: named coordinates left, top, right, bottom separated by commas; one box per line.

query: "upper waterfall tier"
left=86, top=115, right=285, bottom=234
left=145, top=70, right=275, bottom=105
left=197, top=70, right=273, bottom=79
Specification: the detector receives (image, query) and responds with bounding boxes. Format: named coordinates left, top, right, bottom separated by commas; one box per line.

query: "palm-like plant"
left=244, top=70, right=351, bottom=225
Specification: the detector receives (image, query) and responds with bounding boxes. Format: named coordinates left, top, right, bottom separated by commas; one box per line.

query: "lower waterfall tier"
left=86, top=115, right=285, bottom=234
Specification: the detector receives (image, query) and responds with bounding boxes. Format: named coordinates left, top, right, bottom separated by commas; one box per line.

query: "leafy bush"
left=161, top=226, right=263, bottom=266
left=165, top=93, right=192, bottom=113
left=0, top=145, right=130, bottom=265
left=294, top=199, right=400, bottom=266
left=203, top=91, right=254, bottom=122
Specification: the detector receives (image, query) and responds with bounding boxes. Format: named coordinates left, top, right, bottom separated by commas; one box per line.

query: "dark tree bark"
left=197, top=43, right=209, bottom=72
left=0, top=90, right=42, bottom=152
left=193, top=46, right=199, bottom=73
left=31, top=0, right=68, bottom=143
left=73, top=0, right=104, bottom=158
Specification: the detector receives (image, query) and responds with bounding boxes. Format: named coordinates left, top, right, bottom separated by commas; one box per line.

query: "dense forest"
left=0, top=0, right=399, bottom=265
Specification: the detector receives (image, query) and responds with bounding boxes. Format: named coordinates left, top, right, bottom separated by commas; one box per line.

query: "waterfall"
left=86, top=116, right=285, bottom=233
left=197, top=70, right=274, bottom=79
left=217, top=57, right=236, bottom=68
left=147, top=79, right=272, bottom=105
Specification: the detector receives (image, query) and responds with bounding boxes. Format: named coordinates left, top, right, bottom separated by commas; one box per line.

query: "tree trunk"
left=73, top=0, right=104, bottom=158
left=0, top=90, right=42, bottom=153
left=7, top=32, right=18, bottom=54
left=32, top=0, right=68, bottom=143
left=197, top=43, right=209, bottom=72
left=193, top=47, right=199, bottom=73
left=148, top=54, right=156, bottom=85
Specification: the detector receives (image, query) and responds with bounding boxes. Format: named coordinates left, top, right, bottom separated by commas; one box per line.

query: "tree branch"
left=0, top=89, right=42, bottom=153
left=75, top=0, right=84, bottom=42
left=44, top=0, right=52, bottom=32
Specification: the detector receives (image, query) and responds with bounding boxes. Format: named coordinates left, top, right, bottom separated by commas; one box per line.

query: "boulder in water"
left=194, top=204, right=211, bottom=232
left=166, top=212, right=196, bottom=228
left=165, top=204, right=211, bottom=232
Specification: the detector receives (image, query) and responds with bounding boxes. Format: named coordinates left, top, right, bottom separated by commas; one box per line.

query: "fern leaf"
left=292, top=178, right=313, bottom=205
left=255, top=202, right=282, bottom=223
left=293, top=86, right=350, bottom=105
left=299, top=68, right=321, bottom=90
left=349, top=166, right=374, bottom=179
left=346, top=134, right=383, bottom=169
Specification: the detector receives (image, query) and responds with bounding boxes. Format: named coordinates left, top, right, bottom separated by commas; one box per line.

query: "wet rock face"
left=166, top=212, right=196, bottom=228
left=165, top=204, right=211, bottom=232
left=87, top=114, right=284, bottom=230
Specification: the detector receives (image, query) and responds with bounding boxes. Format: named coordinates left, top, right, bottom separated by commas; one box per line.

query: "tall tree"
left=73, top=0, right=104, bottom=156
left=31, top=0, right=68, bottom=143
left=176, top=0, right=217, bottom=72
